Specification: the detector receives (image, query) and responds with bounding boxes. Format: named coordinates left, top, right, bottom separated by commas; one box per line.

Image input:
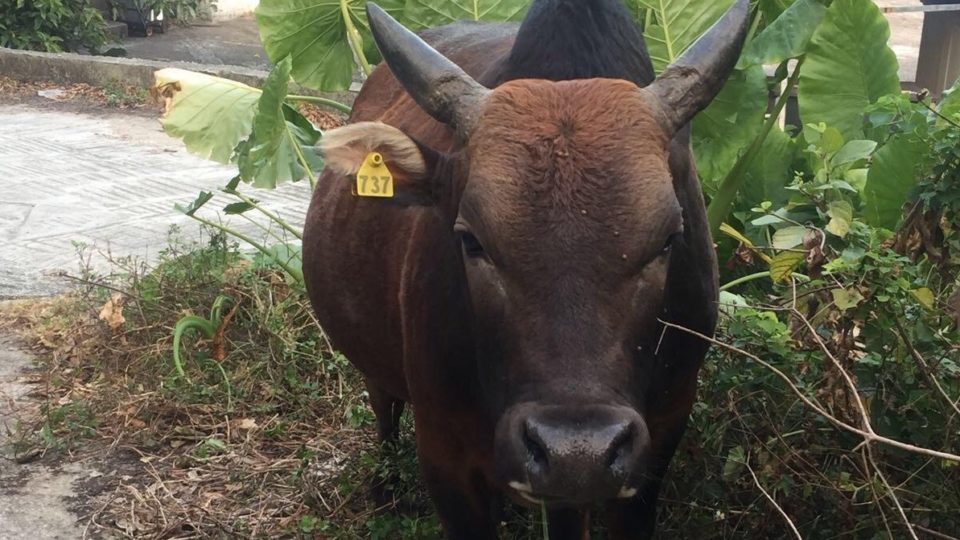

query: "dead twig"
left=745, top=456, right=803, bottom=540
left=892, top=317, right=960, bottom=418
left=659, top=319, right=960, bottom=463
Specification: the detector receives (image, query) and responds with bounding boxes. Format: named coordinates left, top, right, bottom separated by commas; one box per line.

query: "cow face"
left=458, top=79, right=684, bottom=505
left=321, top=0, right=747, bottom=510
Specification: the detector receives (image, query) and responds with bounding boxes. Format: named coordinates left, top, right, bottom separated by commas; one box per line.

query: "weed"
left=101, top=79, right=148, bottom=108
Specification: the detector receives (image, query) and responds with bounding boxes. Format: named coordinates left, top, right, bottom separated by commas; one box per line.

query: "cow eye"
left=459, top=231, right=485, bottom=257
left=661, top=232, right=681, bottom=255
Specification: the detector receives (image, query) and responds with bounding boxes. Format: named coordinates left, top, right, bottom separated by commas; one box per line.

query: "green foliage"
left=255, top=0, right=371, bottom=92
left=798, top=0, right=900, bottom=139
left=639, top=0, right=735, bottom=73
left=173, top=180, right=306, bottom=284
left=940, top=77, right=960, bottom=120
left=736, top=0, right=825, bottom=69
left=256, top=0, right=527, bottom=92
left=171, top=294, right=232, bottom=381
left=234, top=56, right=323, bottom=189
left=863, top=133, right=925, bottom=228
left=101, top=79, right=149, bottom=107
left=695, top=82, right=960, bottom=533
left=692, top=64, right=767, bottom=195
left=156, top=69, right=262, bottom=164
left=0, top=0, right=109, bottom=52
left=401, top=0, right=528, bottom=29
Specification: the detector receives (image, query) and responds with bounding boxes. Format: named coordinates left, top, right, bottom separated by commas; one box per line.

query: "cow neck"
left=497, top=0, right=655, bottom=87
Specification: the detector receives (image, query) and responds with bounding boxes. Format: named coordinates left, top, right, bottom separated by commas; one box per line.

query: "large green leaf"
left=155, top=69, right=260, bottom=164
left=758, top=0, right=796, bottom=22
left=256, top=0, right=525, bottom=91
left=256, top=0, right=386, bottom=91
left=236, top=57, right=323, bottom=188
left=622, top=0, right=649, bottom=22
left=740, top=126, right=797, bottom=208
left=639, top=0, right=735, bottom=73
left=939, top=76, right=960, bottom=120
left=863, top=134, right=925, bottom=229
left=402, top=0, right=528, bottom=29
left=692, top=64, right=768, bottom=193
left=798, top=0, right=900, bottom=139
left=737, top=0, right=825, bottom=69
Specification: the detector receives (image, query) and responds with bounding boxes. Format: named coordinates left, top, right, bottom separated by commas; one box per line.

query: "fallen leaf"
left=234, top=418, right=258, bottom=430
left=98, top=293, right=126, bottom=332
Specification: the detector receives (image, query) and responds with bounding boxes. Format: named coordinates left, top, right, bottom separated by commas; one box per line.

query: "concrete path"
left=0, top=103, right=312, bottom=538
left=0, top=336, right=86, bottom=540
left=0, top=103, right=312, bottom=298
left=118, top=16, right=271, bottom=71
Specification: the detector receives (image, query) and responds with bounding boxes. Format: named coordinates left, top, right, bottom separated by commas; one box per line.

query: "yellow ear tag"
left=355, top=152, right=394, bottom=198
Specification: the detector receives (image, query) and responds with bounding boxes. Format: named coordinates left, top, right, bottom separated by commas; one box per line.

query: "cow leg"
left=366, top=380, right=405, bottom=443
left=546, top=508, right=590, bottom=540
left=415, top=413, right=498, bottom=540
left=366, top=380, right=406, bottom=507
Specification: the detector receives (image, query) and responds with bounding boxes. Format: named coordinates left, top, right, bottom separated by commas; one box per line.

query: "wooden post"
left=916, top=1, right=960, bottom=97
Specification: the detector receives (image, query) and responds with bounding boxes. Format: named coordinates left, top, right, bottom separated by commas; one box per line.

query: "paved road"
left=0, top=104, right=312, bottom=298
left=119, top=15, right=271, bottom=71
left=0, top=103, right=313, bottom=538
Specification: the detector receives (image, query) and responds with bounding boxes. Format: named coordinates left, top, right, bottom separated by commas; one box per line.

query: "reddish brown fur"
left=303, top=24, right=718, bottom=540
left=466, top=80, right=680, bottom=269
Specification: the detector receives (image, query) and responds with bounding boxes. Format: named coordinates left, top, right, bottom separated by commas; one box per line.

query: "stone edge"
left=0, top=47, right=359, bottom=104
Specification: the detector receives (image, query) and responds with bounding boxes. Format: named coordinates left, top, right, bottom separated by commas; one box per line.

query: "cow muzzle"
left=495, top=403, right=650, bottom=507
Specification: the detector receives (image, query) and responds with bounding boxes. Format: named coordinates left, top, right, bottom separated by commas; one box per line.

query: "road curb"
left=0, top=48, right=357, bottom=104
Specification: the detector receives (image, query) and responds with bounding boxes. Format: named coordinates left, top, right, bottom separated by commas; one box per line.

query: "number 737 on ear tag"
left=355, top=152, right=394, bottom=197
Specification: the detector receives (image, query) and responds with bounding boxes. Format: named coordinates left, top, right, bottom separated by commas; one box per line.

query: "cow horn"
left=365, top=2, right=490, bottom=138
left=641, top=0, right=750, bottom=136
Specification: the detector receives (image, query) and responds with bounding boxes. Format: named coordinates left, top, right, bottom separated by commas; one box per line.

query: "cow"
left=302, top=0, right=748, bottom=537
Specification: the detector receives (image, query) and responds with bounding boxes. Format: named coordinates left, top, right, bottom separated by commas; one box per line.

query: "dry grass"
left=0, top=233, right=432, bottom=538
left=0, top=76, right=153, bottom=110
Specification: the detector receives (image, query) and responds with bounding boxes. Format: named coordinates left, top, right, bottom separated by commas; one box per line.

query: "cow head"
left=321, top=1, right=748, bottom=508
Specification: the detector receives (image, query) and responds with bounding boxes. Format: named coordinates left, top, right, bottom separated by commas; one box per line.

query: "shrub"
left=0, top=0, right=109, bottom=53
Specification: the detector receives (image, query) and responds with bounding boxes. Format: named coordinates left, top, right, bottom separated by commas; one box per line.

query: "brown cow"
left=303, top=0, right=748, bottom=538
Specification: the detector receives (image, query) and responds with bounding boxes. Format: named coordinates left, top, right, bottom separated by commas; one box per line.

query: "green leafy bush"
left=661, top=86, right=960, bottom=537
left=0, top=0, right=109, bottom=52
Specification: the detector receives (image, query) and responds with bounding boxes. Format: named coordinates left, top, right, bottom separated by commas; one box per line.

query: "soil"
left=0, top=76, right=160, bottom=118
left=0, top=328, right=157, bottom=540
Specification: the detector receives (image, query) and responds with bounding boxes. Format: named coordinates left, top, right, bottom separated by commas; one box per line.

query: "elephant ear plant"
left=154, top=0, right=909, bottom=289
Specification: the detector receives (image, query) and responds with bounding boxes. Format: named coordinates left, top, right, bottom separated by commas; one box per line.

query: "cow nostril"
left=605, top=424, right=634, bottom=473
left=522, top=424, right=548, bottom=470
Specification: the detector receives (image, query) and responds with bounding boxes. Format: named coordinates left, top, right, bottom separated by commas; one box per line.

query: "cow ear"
left=318, top=121, right=444, bottom=205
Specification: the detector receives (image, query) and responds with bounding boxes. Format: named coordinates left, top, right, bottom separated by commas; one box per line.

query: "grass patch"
left=102, top=79, right=149, bottom=108
left=0, top=227, right=432, bottom=537
left=4, top=223, right=956, bottom=538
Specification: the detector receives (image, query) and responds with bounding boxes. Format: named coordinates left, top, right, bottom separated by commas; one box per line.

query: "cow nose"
left=511, top=406, right=649, bottom=505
